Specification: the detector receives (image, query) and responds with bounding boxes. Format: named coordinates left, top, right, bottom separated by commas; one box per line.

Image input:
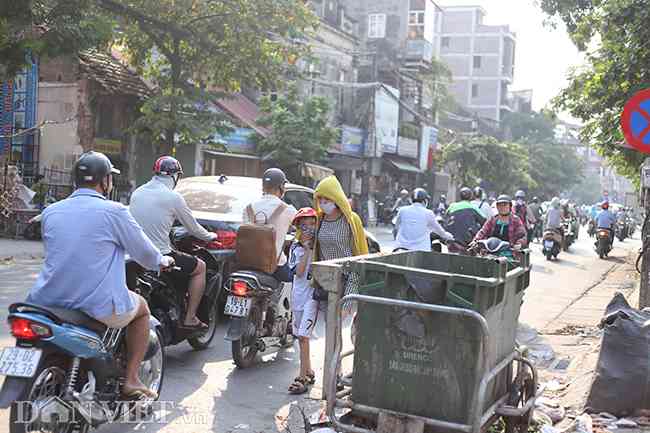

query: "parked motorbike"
left=0, top=303, right=164, bottom=433
left=224, top=271, right=293, bottom=369
left=561, top=220, right=575, bottom=252
left=542, top=229, right=563, bottom=261
left=596, top=229, right=612, bottom=259
left=126, top=227, right=224, bottom=351
left=616, top=220, right=629, bottom=242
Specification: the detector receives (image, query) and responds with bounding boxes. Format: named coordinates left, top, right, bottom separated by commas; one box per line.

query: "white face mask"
left=319, top=200, right=337, bottom=215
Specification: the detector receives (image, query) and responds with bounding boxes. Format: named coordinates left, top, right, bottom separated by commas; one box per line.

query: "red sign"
left=621, top=88, right=650, bottom=153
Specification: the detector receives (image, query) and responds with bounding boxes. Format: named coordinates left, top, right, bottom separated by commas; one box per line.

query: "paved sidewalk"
left=0, top=238, right=43, bottom=261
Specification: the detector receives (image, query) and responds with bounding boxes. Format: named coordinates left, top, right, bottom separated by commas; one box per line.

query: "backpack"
left=235, top=202, right=287, bottom=274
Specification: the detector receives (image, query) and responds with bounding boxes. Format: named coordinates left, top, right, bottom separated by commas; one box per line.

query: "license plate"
left=224, top=296, right=252, bottom=318
left=544, top=240, right=554, bottom=248
left=0, top=347, right=42, bottom=378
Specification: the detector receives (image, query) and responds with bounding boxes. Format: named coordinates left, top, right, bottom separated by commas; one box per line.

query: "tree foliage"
left=254, top=84, right=337, bottom=175
left=540, top=0, right=649, bottom=183
left=105, top=0, right=317, bottom=154
left=441, top=135, right=534, bottom=195
left=501, top=111, right=584, bottom=199
left=421, top=58, right=456, bottom=121
left=0, top=0, right=112, bottom=79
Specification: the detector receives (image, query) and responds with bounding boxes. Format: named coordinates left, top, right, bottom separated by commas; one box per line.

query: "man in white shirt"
left=473, top=186, right=494, bottom=219
left=130, top=156, right=218, bottom=330
left=396, top=188, right=454, bottom=252
left=242, top=168, right=297, bottom=281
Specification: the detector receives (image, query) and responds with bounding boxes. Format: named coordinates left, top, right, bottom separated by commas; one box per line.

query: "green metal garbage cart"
left=317, top=250, right=540, bottom=433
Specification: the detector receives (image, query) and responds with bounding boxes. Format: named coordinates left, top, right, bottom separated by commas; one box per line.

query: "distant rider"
left=596, top=201, right=616, bottom=247
left=473, top=194, right=528, bottom=249
left=435, top=194, right=448, bottom=215
left=472, top=186, right=494, bottom=218
left=445, top=187, right=487, bottom=251
left=395, top=188, right=454, bottom=252
left=391, top=189, right=412, bottom=213
left=130, top=156, right=217, bottom=331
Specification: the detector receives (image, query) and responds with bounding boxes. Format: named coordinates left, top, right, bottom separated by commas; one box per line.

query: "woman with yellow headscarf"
left=313, top=176, right=368, bottom=312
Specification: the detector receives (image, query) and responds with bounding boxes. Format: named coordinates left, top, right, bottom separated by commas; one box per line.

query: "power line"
left=0, top=116, right=78, bottom=140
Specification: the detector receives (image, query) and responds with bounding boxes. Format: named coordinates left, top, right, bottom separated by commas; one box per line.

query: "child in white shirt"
left=288, top=208, right=319, bottom=394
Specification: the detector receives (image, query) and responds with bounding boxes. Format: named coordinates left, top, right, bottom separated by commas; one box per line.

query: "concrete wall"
left=441, top=55, right=470, bottom=77
left=473, top=55, right=500, bottom=77
left=441, top=10, right=473, bottom=33
left=347, top=0, right=409, bottom=45
left=37, top=83, right=83, bottom=172
left=474, top=36, right=499, bottom=54
left=440, top=36, right=471, bottom=54
left=471, top=79, right=499, bottom=106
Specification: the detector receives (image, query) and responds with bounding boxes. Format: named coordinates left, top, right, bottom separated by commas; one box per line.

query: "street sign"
left=621, top=88, right=650, bottom=153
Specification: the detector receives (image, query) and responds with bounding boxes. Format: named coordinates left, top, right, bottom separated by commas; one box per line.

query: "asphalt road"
left=0, top=227, right=640, bottom=433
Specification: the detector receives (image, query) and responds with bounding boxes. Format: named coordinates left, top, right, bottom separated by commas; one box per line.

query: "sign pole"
left=640, top=159, right=650, bottom=308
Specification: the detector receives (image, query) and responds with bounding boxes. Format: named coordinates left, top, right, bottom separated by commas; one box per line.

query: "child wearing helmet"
left=288, top=207, right=320, bottom=394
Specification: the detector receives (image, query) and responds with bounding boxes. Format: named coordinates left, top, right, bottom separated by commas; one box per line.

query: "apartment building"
left=435, top=5, right=516, bottom=123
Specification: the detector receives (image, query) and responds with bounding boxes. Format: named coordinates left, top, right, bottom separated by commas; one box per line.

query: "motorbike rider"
left=545, top=197, right=564, bottom=236
left=445, top=187, right=487, bottom=250
left=528, top=196, right=543, bottom=239
left=395, top=188, right=454, bottom=252
left=473, top=194, right=528, bottom=249
left=130, top=156, right=218, bottom=331
left=596, top=201, right=616, bottom=247
left=435, top=194, right=448, bottom=215
left=27, top=151, right=173, bottom=399
left=472, top=186, right=494, bottom=218
left=391, top=189, right=412, bottom=213
left=243, top=168, right=298, bottom=281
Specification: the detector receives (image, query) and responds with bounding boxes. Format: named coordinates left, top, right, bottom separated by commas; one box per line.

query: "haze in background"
left=439, top=0, right=582, bottom=111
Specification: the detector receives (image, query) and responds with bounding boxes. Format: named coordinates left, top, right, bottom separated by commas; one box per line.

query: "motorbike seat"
left=230, top=270, right=281, bottom=291
left=10, top=303, right=107, bottom=335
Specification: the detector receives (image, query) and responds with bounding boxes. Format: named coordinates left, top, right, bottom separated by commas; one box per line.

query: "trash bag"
left=586, top=292, right=650, bottom=415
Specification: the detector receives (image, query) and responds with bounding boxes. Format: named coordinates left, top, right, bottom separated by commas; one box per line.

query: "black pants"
left=272, top=263, right=293, bottom=283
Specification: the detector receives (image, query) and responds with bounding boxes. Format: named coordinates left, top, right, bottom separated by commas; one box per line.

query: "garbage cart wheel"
left=504, top=371, right=535, bottom=433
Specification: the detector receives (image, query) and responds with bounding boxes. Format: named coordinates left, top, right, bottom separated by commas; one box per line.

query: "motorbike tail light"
left=599, top=230, right=610, bottom=237
left=10, top=318, right=52, bottom=340
left=232, top=280, right=249, bottom=297
left=205, top=231, right=237, bottom=250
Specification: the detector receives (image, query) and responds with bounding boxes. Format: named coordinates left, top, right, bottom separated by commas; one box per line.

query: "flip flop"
left=179, top=320, right=209, bottom=331
left=288, top=377, right=310, bottom=395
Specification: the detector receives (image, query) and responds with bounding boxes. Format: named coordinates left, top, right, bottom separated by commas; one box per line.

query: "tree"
left=501, top=111, right=584, bottom=199
left=441, top=134, right=534, bottom=195
left=421, top=58, right=456, bottom=122
left=254, top=84, right=337, bottom=177
left=100, top=0, right=317, bottom=154
left=0, top=1, right=112, bottom=79
left=539, top=0, right=649, bottom=183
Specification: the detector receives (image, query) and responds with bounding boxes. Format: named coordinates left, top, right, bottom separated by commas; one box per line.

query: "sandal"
left=288, top=377, right=310, bottom=395
left=305, top=371, right=316, bottom=385
left=179, top=319, right=209, bottom=331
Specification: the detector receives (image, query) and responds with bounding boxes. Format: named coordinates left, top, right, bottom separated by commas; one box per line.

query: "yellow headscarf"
left=313, top=176, right=369, bottom=260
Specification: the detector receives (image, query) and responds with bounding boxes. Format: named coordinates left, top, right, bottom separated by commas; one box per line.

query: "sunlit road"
left=0, top=226, right=640, bottom=432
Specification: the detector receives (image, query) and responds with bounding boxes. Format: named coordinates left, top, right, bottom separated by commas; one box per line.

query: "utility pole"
left=639, top=158, right=650, bottom=308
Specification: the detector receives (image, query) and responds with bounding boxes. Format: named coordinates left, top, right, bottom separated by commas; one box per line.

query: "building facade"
left=435, top=5, right=516, bottom=124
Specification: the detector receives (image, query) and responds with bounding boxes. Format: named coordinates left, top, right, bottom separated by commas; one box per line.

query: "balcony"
left=405, top=39, right=434, bottom=63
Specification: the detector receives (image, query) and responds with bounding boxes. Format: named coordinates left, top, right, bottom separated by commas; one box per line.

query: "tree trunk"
left=162, top=40, right=182, bottom=156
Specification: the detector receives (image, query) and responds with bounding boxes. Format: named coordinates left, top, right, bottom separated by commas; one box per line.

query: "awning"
left=215, top=93, right=270, bottom=137
left=302, top=162, right=334, bottom=181
left=326, top=152, right=365, bottom=170
left=386, top=158, right=422, bottom=174
left=203, top=150, right=260, bottom=160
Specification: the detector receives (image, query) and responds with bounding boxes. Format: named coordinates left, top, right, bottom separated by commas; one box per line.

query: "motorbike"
left=588, top=220, right=596, bottom=238
left=616, top=220, right=629, bottom=242
left=224, top=270, right=293, bottom=369
left=561, top=220, right=575, bottom=252
left=469, top=237, right=520, bottom=263
left=532, top=220, right=544, bottom=243
left=596, top=228, right=612, bottom=259
left=628, top=217, right=636, bottom=237
left=542, top=229, right=563, bottom=261
left=0, top=303, right=164, bottom=433
left=125, top=227, right=224, bottom=351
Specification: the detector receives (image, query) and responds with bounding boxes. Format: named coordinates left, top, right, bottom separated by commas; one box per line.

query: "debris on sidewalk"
left=518, top=323, right=556, bottom=366
left=536, top=397, right=567, bottom=424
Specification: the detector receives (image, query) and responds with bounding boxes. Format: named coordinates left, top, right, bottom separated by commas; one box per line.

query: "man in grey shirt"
left=130, top=156, right=218, bottom=330
left=546, top=197, right=563, bottom=230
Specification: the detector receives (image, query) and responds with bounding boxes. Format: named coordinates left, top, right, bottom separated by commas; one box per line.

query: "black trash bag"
left=586, top=292, right=650, bottom=416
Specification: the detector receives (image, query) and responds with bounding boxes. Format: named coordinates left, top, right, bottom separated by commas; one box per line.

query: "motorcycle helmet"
left=532, top=196, right=539, bottom=204
left=412, top=188, right=430, bottom=205
left=495, top=194, right=512, bottom=215
left=153, top=156, right=183, bottom=176
left=602, top=202, right=609, bottom=210
left=551, top=197, right=560, bottom=208
left=73, top=151, right=120, bottom=189
left=515, top=190, right=526, bottom=200
left=440, top=194, right=447, bottom=203
left=400, top=189, right=409, bottom=197
left=473, top=186, right=484, bottom=200
left=293, top=207, right=318, bottom=224
left=263, top=168, right=288, bottom=190
left=459, top=187, right=473, bottom=201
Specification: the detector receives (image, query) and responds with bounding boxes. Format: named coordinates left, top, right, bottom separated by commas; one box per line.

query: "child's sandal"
left=288, top=376, right=310, bottom=394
